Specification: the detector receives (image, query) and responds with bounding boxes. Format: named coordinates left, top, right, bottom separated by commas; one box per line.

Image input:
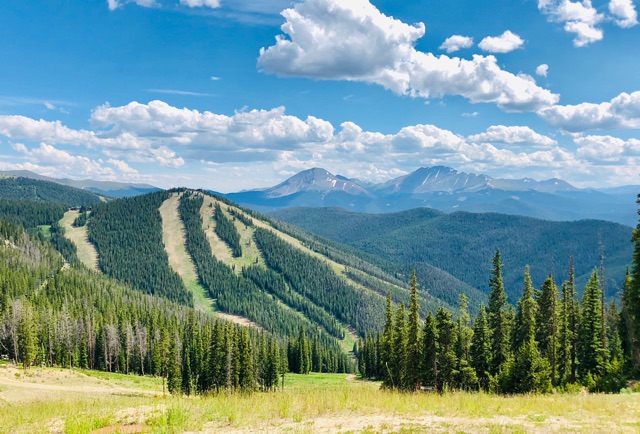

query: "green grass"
left=2, top=368, right=640, bottom=433
left=37, top=225, right=51, bottom=240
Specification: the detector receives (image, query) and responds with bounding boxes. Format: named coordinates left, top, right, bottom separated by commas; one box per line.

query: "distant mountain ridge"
left=224, top=166, right=637, bottom=226
left=0, top=170, right=161, bottom=198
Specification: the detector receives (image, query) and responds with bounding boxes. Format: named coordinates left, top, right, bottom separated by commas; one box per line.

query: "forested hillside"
left=0, top=176, right=102, bottom=206
left=0, top=220, right=291, bottom=393
left=88, top=190, right=193, bottom=305
left=272, top=207, right=633, bottom=302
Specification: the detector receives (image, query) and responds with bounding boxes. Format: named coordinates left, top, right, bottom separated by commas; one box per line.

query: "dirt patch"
left=0, top=365, right=160, bottom=402
left=215, top=312, right=261, bottom=329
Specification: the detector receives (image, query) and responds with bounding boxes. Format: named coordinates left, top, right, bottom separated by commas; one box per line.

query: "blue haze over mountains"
left=224, top=166, right=638, bottom=227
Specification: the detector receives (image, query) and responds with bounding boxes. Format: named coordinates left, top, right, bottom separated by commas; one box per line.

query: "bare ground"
left=0, top=365, right=161, bottom=403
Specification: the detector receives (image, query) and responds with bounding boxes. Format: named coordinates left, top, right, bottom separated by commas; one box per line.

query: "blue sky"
left=0, top=0, right=639, bottom=191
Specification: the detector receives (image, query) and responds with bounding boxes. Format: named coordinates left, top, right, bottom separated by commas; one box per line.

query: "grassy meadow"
left=1, top=364, right=640, bottom=433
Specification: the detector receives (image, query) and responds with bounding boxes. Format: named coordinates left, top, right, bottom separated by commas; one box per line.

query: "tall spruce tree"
left=421, top=312, right=438, bottom=391
left=488, top=249, right=510, bottom=375
left=381, top=293, right=394, bottom=387
left=454, top=294, right=477, bottom=390
left=621, top=270, right=638, bottom=373
left=435, top=307, right=456, bottom=392
left=509, top=266, right=550, bottom=394
left=557, top=280, right=572, bottom=385
left=392, top=303, right=407, bottom=389
left=470, top=305, right=491, bottom=390
left=536, top=274, right=559, bottom=385
left=405, top=271, right=421, bottom=391
left=628, top=194, right=640, bottom=368
left=578, top=269, right=606, bottom=379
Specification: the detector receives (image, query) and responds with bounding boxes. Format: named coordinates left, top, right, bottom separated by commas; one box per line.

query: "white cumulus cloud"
left=538, top=0, right=604, bottom=47
left=535, top=64, right=549, bottom=77
left=439, top=35, right=474, bottom=53
left=609, top=0, right=639, bottom=28
left=180, top=0, right=221, bottom=8
left=107, top=0, right=156, bottom=11
left=468, top=125, right=557, bottom=147
left=478, top=30, right=525, bottom=53
left=538, top=90, right=640, bottom=131
left=258, top=0, right=558, bottom=112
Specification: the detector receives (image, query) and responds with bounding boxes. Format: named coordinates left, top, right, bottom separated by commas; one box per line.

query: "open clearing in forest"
left=159, top=193, right=260, bottom=329
left=59, top=210, right=99, bottom=271
left=159, top=192, right=212, bottom=312
left=2, top=366, right=639, bottom=434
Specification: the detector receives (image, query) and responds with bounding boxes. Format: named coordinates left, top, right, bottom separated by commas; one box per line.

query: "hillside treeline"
left=88, top=191, right=193, bottom=306
left=178, top=192, right=351, bottom=373
left=254, top=227, right=385, bottom=333
left=358, top=238, right=640, bottom=393
left=0, top=219, right=338, bottom=394
left=0, top=177, right=101, bottom=207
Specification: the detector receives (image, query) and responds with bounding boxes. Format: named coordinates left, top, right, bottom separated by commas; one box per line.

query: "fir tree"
left=628, top=194, right=640, bottom=368
left=421, top=312, right=438, bottom=391
left=470, top=305, right=491, bottom=390
left=405, top=271, right=421, bottom=391
left=381, top=293, right=395, bottom=388
left=488, top=249, right=510, bottom=375
left=435, top=307, right=456, bottom=392
left=578, top=269, right=606, bottom=379
left=536, top=274, right=559, bottom=385
left=391, top=303, right=407, bottom=390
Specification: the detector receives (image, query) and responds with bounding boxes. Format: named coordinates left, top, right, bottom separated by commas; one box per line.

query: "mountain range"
left=0, top=170, right=160, bottom=198
left=224, top=166, right=638, bottom=226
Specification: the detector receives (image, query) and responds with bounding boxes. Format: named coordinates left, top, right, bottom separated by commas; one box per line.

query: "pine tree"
left=421, top=312, right=438, bottom=391
left=513, top=267, right=537, bottom=353
left=578, top=269, right=606, bottom=379
left=621, top=270, right=637, bottom=373
left=536, top=274, right=559, bottom=385
left=381, top=293, right=395, bottom=388
left=454, top=294, right=477, bottom=390
left=488, top=249, right=510, bottom=375
left=470, top=305, right=491, bottom=390
left=435, top=307, right=456, bottom=392
left=16, top=298, right=37, bottom=369
left=557, top=280, right=572, bottom=385
left=628, top=194, right=640, bottom=369
left=167, top=333, right=182, bottom=395
left=392, top=303, right=407, bottom=390
left=405, top=271, right=421, bottom=391
left=509, top=266, right=550, bottom=394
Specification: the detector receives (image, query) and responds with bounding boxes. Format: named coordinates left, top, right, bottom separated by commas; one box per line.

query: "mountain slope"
left=0, top=176, right=102, bottom=206
left=0, top=170, right=160, bottom=198
left=271, top=207, right=634, bottom=302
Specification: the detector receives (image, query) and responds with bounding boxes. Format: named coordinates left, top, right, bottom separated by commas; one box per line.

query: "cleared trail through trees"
left=60, top=210, right=99, bottom=271
left=159, top=193, right=260, bottom=329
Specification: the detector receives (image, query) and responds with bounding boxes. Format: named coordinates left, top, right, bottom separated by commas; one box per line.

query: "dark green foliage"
left=578, top=269, right=607, bottom=379
left=470, top=305, right=491, bottom=390
left=213, top=203, right=242, bottom=257
left=254, top=227, right=385, bottom=334
left=626, top=194, right=640, bottom=369
left=536, top=274, right=559, bottom=384
left=228, top=208, right=254, bottom=228
left=48, top=222, right=78, bottom=264
left=243, top=266, right=344, bottom=339
left=88, top=190, right=192, bottom=305
left=177, top=193, right=350, bottom=372
left=273, top=207, right=633, bottom=303
left=0, top=222, right=294, bottom=394
left=0, top=199, right=67, bottom=229
left=488, top=249, right=510, bottom=375
left=421, top=312, right=438, bottom=390
left=0, top=177, right=101, bottom=207
left=405, top=271, right=421, bottom=391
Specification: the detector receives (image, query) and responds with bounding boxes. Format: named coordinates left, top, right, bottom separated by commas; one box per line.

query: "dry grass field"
left=2, top=363, right=639, bottom=434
